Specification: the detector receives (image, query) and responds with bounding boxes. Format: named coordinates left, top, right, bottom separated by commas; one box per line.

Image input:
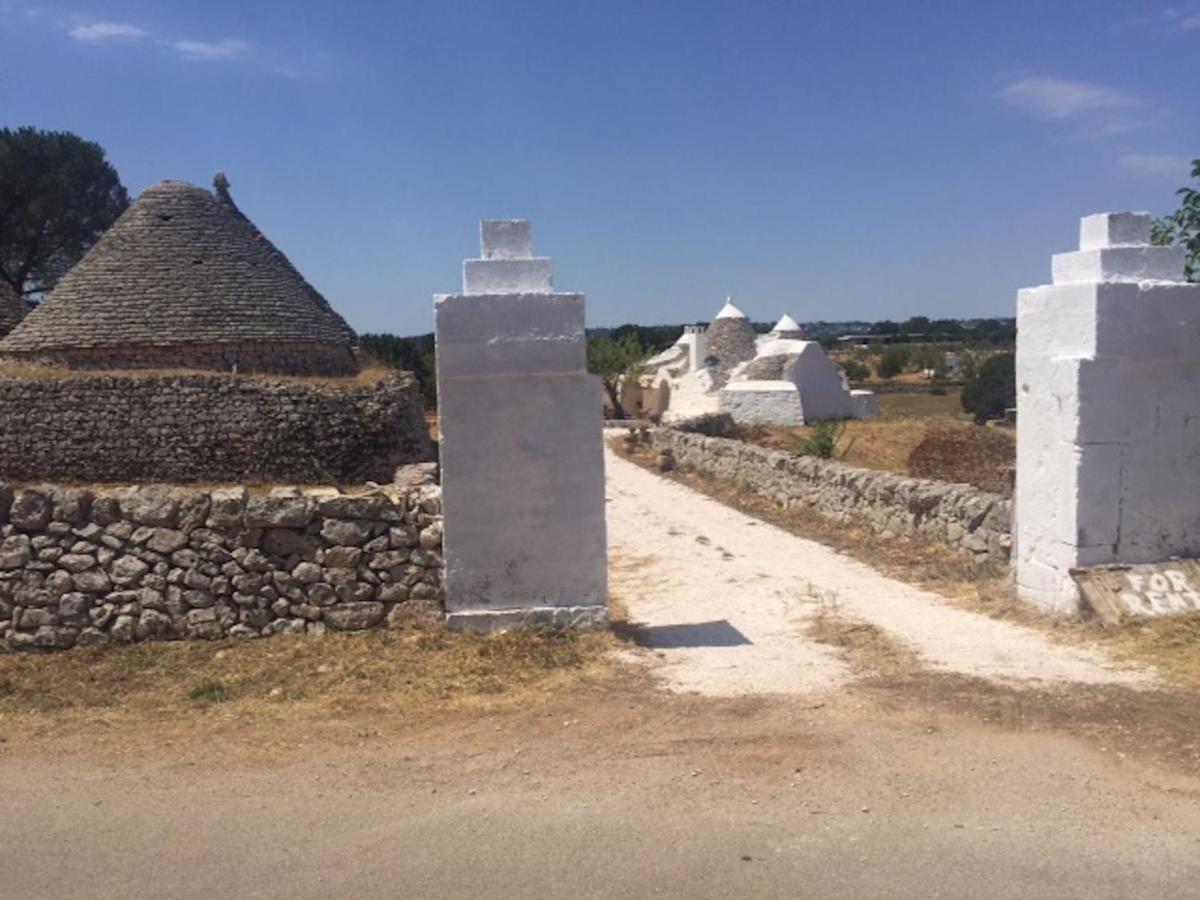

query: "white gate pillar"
left=1016, top=212, right=1198, bottom=613
left=434, top=220, right=608, bottom=629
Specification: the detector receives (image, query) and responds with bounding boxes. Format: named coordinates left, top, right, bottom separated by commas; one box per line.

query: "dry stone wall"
left=0, top=371, right=434, bottom=484
left=0, top=468, right=444, bottom=650
left=649, top=424, right=1011, bottom=561
left=3, top=341, right=359, bottom=376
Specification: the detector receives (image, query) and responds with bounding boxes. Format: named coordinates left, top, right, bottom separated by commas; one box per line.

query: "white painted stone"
left=850, top=390, right=879, bottom=418
left=1016, top=212, right=1200, bottom=615
left=481, top=219, right=533, bottom=259
left=772, top=313, right=801, bottom=333
left=715, top=297, right=746, bottom=319
left=720, top=381, right=806, bottom=426
left=1079, top=211, right=1152, bottom=250
left=680, top=324, right=708, bottom=372
left=435, top=220, right=607, bottom=628
left=1052, top=246, right=1186, bottom=285
left=462, top=258, right=553, bottom=294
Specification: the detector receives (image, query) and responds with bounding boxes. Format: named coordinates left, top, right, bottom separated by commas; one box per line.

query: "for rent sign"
left=1072, top=561, right=1200, bottom=624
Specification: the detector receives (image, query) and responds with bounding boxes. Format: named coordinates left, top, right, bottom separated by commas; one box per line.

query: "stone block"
left=1079, top=211, right=1152, bottom=250
left=481, top=219, right=533, bottom=260
left=438, top=370, right=607, bottom=614
left=462, top=258, right=553, bottom=294
left=1052, top=246, right=1185, bottom=285
left=434, top=292, right=585, bottom=377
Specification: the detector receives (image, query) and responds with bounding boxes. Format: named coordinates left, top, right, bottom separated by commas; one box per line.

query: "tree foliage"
left=876, top=346, right=911, bottom=379
left=839, top=359, right=870, bottom=382
left=587, top=333, right=648, bottom=419
left=0, top=127, right=130, bottom=297
left=1151, top=157, right=1200, bottom=283
left=961, top=352, right=1015, bottom=424
left=359, top=332, right=437, bottom=408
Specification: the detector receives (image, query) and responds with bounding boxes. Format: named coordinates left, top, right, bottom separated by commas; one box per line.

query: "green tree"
left=912, top=345, right=946, bottom=377
left=1151, top=157, right=1200, bottom=282
left=587, top=333, right=647, bottom=419
left=876, top=345, right=911, bottom=379
left=961, top=352, right=1015, bottom=424
left=840, top=359, right=870, bottom=382
left=0, top=127, right=129, bottom=298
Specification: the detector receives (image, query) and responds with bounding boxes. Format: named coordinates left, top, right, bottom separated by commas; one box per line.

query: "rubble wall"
left=0, top=371, right=434, bottom=484
left=649, top=424, right=1011, bottom=562
left=0, top=472, right=444, bottom=650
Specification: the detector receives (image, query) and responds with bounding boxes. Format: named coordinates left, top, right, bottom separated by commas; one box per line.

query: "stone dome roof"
left=0, top=281, right=27, bottom=339
left=0, top=178, right=357, bottom=372
left=705, top=299, right=758, bottom=388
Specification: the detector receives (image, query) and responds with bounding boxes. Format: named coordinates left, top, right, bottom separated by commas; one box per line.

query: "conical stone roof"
left=0, top=178, right=358, bottom=374
left=704, top=297, right=758, bottom=388
left=0, top=281, right=27, bottom=339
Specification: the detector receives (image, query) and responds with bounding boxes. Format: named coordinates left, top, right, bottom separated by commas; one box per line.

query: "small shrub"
left=876, top=346, right=911, bottom=379
left=789, top=419, right=855, bottom=460
left=840, top=360, right=870, bottom=382
left=187, top=680, right=230, bottom=703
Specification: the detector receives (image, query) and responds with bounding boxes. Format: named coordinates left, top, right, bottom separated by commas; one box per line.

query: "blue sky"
left=2, top=1, right=1197, bottom=334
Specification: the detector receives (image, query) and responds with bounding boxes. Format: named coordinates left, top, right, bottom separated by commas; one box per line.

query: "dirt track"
left=3, top=676, right=1200, bottom=900
left=2, top=454, right=1199, bottom=898
left=603, top=446, right=1149, bottom=693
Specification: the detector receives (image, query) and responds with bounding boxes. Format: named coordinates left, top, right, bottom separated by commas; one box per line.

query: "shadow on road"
left=613, top=619, right=753, bottom=649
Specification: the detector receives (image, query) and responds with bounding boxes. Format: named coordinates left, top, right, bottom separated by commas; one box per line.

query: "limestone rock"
left=323, top=601, right=385, bottom=631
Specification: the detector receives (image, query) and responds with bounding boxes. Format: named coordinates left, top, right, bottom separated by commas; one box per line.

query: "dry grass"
left=804, top=599, right=921, bottom=678
left=0, top=361, right=399, bottom=388
left=733, top=391, right=1015, bottom=494
left=908, top=422, right=1015, bottom=494
left=1096, top=613, right=1200, bottom=690
left=0, top=615, right=618, bottom=731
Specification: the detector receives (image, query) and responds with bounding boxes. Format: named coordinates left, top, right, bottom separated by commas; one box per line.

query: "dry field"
left=735, top=390, right=1016, bottom=495
left=0, top=612, right=618, bottom=734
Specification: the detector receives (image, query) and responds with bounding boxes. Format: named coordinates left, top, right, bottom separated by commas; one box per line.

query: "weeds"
left=188, top=680, right=231, bottom=703
left=788, top=419, right=855, bottom=460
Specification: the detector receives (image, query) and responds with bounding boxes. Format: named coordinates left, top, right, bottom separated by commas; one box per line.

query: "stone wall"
left=1, top=341, right=359, bottom=376
left=649, top=424, right=1011, bottom=561
left=0, top=469, right=444, bottom=650
left=0, top=370, right=434, bottom=484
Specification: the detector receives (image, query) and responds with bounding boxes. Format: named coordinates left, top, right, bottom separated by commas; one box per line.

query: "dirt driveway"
left=2, top=453, right=1199, bottom=898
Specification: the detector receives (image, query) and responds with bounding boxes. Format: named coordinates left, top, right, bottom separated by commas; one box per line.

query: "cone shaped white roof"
left=714, top=296, right=746, bottom=319
left=772, top=313, right=801, bottom=332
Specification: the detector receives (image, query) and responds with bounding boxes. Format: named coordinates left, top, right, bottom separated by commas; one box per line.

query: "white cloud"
left=68, top=21, right=148, bottom=43
left=1179, top=13, right=1200, bottom=29
left=172, top=38, right=250, bottom=62
left=1117, top=152, right=1191, bottom=177
left=1000, top=77, right=1136, bottom=120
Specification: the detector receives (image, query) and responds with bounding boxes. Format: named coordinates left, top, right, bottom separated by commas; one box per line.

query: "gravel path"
left=605, top=446, right=1152, bottom=696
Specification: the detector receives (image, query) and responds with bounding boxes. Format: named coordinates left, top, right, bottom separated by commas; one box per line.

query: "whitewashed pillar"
left=1016, top=212, right=1198, bottom=613
left=434, top=221, right=608, bottom=629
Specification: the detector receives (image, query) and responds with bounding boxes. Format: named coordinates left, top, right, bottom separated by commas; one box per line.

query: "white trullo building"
left=629, top=298, right=877, bottom=425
